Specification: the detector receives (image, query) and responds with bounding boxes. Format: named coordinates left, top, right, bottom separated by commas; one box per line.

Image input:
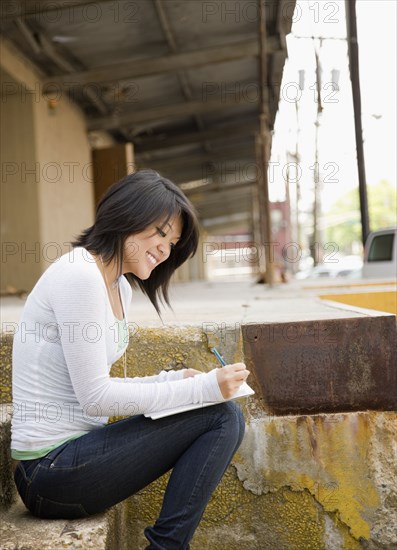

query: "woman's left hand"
left=183, top=368, right=202, bottom=378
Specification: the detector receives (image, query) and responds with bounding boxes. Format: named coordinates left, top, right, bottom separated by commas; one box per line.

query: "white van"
left=362, top=227, right=397, bottom=278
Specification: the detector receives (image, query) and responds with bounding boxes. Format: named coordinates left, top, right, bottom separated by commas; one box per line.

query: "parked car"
left=295, top=255, right=363, bottom=280
left=362, top=227, right=397, bottom=278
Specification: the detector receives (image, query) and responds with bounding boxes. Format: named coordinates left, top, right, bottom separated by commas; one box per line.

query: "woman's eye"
left=156, top=227, right=176, bottom=251
left=156, top=227, right=166, bottom=237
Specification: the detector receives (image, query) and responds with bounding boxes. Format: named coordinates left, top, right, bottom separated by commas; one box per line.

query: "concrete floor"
left=1, top=277, right=394, bottom=329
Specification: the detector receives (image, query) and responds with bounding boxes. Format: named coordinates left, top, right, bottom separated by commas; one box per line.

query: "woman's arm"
left=50, top=267, right=224, bottom=417
left=113, top=368, right=199, bottom=385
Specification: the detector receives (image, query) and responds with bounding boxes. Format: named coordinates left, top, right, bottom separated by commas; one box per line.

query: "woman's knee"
left=212, top=401, right=246, bottom=444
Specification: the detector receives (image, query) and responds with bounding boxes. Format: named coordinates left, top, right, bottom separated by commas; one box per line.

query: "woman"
left=11, top=169, right=249, bottom=549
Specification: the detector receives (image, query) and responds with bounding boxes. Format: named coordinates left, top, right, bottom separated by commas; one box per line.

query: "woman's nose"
left=157, top=242, right=169, bottom=259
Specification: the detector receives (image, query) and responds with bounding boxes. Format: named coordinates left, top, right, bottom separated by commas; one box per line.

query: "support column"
left=0, top=38, right=96, bottom=290
left=257, top=1, right=275, bottom=285
left=345, top=0, right=370, bottom=246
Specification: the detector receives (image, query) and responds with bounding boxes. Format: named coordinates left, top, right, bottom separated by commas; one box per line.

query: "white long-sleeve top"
left=11, top=246, right=224, bottom=453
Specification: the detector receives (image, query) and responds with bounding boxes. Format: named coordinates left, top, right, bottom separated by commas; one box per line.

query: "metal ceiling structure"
left=1, top=0, right=295, bottom=233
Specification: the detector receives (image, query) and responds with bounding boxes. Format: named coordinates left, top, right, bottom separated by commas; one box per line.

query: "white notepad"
left=144, top=382, right=255, bottom=420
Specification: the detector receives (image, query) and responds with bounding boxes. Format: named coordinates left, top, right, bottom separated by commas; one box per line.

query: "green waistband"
left=11, top=431, right=86, bottom=461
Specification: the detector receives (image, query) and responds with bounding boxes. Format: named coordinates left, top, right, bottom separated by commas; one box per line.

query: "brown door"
left=92, top=143, right=134, bottom=204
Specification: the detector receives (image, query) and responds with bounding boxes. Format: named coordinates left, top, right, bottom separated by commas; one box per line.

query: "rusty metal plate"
left=242, top=316, right=397, bottom=415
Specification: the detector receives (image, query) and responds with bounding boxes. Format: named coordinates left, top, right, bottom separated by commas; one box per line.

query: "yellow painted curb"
left=320, top=291, right=397, bottom=315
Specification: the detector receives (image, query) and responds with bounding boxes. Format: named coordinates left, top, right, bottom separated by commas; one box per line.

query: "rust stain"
left=242, top=317, right=397, bottom=415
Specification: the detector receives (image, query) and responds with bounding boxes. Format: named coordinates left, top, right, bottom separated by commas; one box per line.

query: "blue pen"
left=211, top=347, right=227, bottom=367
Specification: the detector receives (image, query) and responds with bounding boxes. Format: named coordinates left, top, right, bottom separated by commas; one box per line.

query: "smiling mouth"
left=146, top=252, right=157, bottom=266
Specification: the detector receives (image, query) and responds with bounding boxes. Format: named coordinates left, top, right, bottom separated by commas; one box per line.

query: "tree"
left=324, top=180, right=396, bottom=253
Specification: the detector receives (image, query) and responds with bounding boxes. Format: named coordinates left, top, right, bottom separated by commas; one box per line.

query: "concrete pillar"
left=172, top=227, right=208, bottom=283
left=34, top=86, right=95, bottom=271
left=189, top=228, right=207, bottom=281
left=0, top=38, right=95, bottom=291
left=0, top=75, right=41, bottom=290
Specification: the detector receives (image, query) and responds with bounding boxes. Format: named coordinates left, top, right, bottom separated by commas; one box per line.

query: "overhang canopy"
left=1, top=0, right=295, bottom=232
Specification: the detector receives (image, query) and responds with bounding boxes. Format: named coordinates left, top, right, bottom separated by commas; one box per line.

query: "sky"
left=270, top=0, right=396, bottom=216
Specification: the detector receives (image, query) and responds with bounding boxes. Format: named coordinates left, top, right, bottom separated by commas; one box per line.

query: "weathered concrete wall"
left=1, top=322, right=396, bottom=549
left=109, top=410, right=397, bottom=550
left=235, top=411, right=396, bottom=548
left=97, top=326, right=397, bottom=548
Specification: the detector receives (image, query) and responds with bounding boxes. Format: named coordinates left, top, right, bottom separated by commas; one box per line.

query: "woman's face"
left=122, top=215, right=183, bottom=279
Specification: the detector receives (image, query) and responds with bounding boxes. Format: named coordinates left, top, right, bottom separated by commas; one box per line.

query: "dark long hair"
left=71, top=169, right=200, bottom=316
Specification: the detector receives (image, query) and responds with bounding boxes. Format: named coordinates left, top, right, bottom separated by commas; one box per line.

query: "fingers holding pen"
left=216, top=363, right=250, bottom=399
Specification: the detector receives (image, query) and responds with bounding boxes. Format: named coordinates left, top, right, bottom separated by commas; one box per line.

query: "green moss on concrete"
left=110, top=326, right=234, bottom=379
left=0, top=334, right=13, bottom=404
left=121, top=467, right=364, bottom=549
left=0, top=404, right=16, bottom=510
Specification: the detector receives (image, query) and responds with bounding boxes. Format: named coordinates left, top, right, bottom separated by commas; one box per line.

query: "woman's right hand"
left=216, top=363, right=250, bottom=399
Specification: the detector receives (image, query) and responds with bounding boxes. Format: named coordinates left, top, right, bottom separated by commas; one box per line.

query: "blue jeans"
left=14, top=401, right=245, bottom=549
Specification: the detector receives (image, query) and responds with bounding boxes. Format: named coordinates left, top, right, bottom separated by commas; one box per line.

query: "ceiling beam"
left=134, top=120, right=259, bottom=152
left=185, top=180, right=256, bottom=198
left=140, top=155, right=256, bottom=185
left=153, top=0, right=212, bottom=155
left=9, top=19, right=109, bottom=116
left=36, top=32, right=109, bottom=115
left=42, top=39, right=274, bottom=89
left=88, top=96, right=259, bottom=131
left=14, top=17, right=41, bottom=54
left=1, top=0, right=112, bottom=21
left=193, top=189, right=253, bottom=206
left=198, top=194, right=251, bottom=205
left=136, top=143, right=255, bottom=172
left=200, top=212, right=252, bottom=232
left=194, top=204, right=252, bottom=221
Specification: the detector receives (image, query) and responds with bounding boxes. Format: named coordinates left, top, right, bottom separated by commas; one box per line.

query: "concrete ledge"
left=1, top=312, right=396, bottom=548
left=3, top=314, right=396, bottom=416
left=0, top=403, right=124, bottom=549
left=0, top=497, right=120, bottom=550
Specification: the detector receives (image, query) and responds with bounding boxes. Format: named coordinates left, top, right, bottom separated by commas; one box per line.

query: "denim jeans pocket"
left=32, top=494, right=90, bottom=519
left=40, top=441, right=70, bottom=469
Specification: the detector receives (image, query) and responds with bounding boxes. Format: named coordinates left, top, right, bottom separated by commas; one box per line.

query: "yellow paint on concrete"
left=124, top=468, right=349, bottom=549
left=116, top=412, right=395, bottom=549
left=234, top=412, right=390, bottom=544
left=320, top=290, right=397, bottom=315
